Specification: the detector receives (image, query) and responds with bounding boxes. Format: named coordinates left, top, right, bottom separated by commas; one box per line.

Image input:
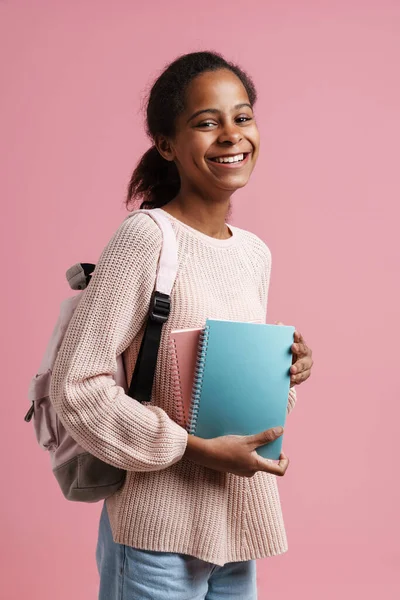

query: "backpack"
left=24, top=208, right=178, bottom=502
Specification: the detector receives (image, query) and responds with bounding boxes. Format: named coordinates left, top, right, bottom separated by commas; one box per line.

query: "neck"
left=162, top=191, right=233, bottom=240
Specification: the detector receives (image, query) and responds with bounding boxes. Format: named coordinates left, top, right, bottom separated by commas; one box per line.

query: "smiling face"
left=156, top=69, right=260, bottom=199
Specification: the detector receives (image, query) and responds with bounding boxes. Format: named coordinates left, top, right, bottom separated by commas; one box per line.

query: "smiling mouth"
left=208, top=152, right=250, bottom=164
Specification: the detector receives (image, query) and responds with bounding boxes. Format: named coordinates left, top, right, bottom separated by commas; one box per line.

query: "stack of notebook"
left=169, top=318, right=295, bottom=460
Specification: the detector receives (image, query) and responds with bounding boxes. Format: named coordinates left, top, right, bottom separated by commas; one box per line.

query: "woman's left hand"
left=275, top=322, right=313, bottom=388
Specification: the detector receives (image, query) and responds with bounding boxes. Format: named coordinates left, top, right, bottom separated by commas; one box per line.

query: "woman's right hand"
left=184, top=427, right=289, bottom=477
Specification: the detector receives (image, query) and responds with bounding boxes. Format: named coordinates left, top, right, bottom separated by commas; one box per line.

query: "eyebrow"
left=187, top=103, right=253, bottom=123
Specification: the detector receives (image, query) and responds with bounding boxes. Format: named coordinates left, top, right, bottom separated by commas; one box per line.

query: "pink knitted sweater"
left=50, top=209, right=297, bottom=567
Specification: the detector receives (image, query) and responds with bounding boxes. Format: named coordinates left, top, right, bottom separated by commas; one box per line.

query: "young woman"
left=51, top=51, right=313, bottom=599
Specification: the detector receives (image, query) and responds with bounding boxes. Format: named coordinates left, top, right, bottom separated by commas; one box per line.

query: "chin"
left=213, top=178, right=251, bottom=193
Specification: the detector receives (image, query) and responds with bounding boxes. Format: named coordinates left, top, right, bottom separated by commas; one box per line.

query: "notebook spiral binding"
left=169, top=338, right=186, bottom=430
left=187, top=325, right=210, bottom=435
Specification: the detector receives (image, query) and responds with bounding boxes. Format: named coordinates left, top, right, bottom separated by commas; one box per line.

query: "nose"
left=217, top=122, right=243, bottom=145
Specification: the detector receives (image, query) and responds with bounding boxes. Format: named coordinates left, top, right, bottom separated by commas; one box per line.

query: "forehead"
left=183, top=69, right=250, bottom=112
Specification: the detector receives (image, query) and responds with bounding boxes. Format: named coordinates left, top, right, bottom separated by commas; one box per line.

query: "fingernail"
left=273, top=427, right=283, bottom=435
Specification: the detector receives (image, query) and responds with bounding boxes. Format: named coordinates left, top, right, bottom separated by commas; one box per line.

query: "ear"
left=154, top=134, right=175, bottom=162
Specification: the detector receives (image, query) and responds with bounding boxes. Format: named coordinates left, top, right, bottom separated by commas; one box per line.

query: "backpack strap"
left=126, top=208, right=178, bottom=403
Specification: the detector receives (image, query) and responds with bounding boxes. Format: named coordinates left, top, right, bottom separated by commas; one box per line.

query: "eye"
left=236, top=116, right=252, bottom=123
left=195, top=115, right=253, bottom=128
left=196, top=121, right=217, bottom=128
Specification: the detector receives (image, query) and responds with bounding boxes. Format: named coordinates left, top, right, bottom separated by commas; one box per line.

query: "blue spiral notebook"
left=187, top=319, right=295, bottom=460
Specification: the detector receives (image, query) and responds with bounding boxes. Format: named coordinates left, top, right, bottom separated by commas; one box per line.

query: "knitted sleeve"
left=257, top=238, right=298, bottom=416
left=49, top=213, right=188, bottom=472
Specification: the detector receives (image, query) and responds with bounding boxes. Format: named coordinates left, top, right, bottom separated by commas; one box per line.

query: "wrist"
left=184, top=434, right=210, bottom=465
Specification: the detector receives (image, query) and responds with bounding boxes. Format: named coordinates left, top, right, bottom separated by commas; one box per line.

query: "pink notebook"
left=169, top=321, right=262, bottom=430
left=169, top=327, right=203, bottom=430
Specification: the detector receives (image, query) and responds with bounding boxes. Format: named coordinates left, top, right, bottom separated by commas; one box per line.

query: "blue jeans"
left=96, top=501, right=258, bottom=599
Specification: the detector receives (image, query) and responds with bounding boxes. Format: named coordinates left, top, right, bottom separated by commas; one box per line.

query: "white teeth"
left=212, top=153, right=245, bottom=164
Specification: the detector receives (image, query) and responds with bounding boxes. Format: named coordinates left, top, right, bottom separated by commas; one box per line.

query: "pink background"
left=2, top=1, right=399, bottom=598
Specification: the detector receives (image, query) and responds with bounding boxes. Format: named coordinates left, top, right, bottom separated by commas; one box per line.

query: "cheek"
left=193, top=134, right=213, bottom=157
left=190, top=138, right=214, bottom=171
left=250, top=127, right=260, bottom=150
left=177, top=135, right=210, bottom=168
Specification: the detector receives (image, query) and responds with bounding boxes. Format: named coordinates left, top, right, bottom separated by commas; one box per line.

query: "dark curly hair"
left=126, top=50, right=257, bottom=210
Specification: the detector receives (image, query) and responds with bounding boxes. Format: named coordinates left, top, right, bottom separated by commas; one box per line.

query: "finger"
left=291, top=349, right=297, bottom=366
left=291, top=368, right=311, bottom=384
left=291, top=342, right=308, bottom=357
left=246, top=427, right=284, bottom=450
left=275, top=321, right=284, bottom=326
left=291, top=356, right=312, bottom=374
left=293, top=330, right=306, bottom=345
left=256, top=451, right=289, bottom=476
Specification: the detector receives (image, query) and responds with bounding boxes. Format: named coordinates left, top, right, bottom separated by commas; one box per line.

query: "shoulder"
left=232, top=224, right=272, bottom=265
left=116, top=211, right=163, bottom=251
left=95, top=211, right=163, bottom=278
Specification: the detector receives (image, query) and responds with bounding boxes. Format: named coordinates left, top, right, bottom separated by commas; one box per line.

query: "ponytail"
left=126, top=146, right=180, bottom=210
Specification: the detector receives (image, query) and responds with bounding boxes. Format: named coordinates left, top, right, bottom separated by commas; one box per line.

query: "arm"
left=49, top=213, right=188, bottom=472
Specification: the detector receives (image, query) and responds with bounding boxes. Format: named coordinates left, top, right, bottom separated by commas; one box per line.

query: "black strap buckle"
left=150, top=291, right=171, bottom=323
